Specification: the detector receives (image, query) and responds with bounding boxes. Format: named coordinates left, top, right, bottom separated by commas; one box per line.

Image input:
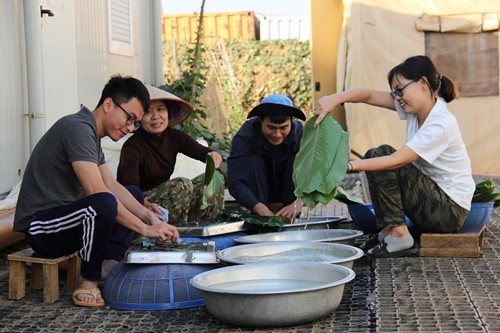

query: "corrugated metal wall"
left=0, top=0, right=156, bottom=195
left=162, top=11, right=258, bottom=43
left=161, top=11, right=311, bottom=42
left=259, top=15, right=310, bottom=40
left=0, top=1, right=29, bottom=195
left=74, top=0, right=154, bottom=109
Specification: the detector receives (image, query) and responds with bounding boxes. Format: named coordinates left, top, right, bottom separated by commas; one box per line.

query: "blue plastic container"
left=347, top=204, right=378, bottom=234
left=348, top=202, right=494, bottom=234
left=347, top=204, right=416, bottom=234
left=181, top=232, right=248, bottom=250
left=102, top=261, right=219, bottom=310
left=462, top=202, right=494, bottom=228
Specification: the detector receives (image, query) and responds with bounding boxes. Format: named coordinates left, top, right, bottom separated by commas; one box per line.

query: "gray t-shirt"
left=14, top=107, right=106, bottom=231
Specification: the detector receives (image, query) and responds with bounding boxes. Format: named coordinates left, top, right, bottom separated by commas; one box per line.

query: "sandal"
left=72, top=288, right=105, bottom=307
left=357, top=234, right=380, bottom=253
left=367, top=240, right=419, bottom=258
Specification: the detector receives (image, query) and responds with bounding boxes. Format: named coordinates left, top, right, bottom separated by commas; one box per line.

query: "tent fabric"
left=416, top=13, right=499, bottom=33
left=337, top=0, right=500, bottom=175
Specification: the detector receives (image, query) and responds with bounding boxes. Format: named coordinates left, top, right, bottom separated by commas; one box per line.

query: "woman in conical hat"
left=117, top=85, right=224, bottom=225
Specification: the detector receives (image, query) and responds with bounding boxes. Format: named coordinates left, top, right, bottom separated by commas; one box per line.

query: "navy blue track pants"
left=26, top=185, right=143, bottom=281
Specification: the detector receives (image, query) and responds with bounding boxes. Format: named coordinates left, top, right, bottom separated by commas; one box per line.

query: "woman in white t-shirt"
left=313, top=55, right=475, bottom=258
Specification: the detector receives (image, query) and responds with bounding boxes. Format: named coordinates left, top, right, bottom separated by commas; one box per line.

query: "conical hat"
left=145, top=85, right=193, bottom=127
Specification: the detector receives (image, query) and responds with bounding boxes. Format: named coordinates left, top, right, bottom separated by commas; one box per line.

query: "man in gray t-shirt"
left=14, top=75, right=179, bottom=307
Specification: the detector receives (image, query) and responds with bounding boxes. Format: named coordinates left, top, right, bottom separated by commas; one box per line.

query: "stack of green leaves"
left=200, top=154, right=225, bottom=210
left=472, top=178, right=500, bottom=207
left=293, top=115, right=349, bottom=208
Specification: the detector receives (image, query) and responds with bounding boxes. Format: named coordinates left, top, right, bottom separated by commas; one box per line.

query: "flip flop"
left=367, top=240, right=419, bottom=258
left=72, top=288, right=105, bottom=307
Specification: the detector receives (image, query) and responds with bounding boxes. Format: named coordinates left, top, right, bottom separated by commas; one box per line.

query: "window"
left=417, top=13, right=499, bottom=97
left=425, top=32, right=498, bottom=97
left=108, top=0, right=133, bottom=56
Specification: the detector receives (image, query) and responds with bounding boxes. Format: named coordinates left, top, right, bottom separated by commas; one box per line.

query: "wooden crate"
left=420, top=224, right=486, bottom=258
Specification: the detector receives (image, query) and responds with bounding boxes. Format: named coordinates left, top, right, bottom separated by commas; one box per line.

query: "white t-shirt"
left=396, top=98, right=474, bottom=210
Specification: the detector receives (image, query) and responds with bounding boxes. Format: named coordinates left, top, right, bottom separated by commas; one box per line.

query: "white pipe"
left=152, top=0, right=164, bottom=86
left=23, top=0, right=46, bottom=152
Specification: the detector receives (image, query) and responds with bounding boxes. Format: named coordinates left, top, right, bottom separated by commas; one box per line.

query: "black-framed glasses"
left=111, top=98, right=140, bottom=131
left=390, top=79, right=418, bottom=99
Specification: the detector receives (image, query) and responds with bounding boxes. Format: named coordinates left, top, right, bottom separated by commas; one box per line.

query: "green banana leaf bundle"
left=332, top=186, right=366, bottom=205
left=200, top=154, right=225, bottom=210
left=222, top=210, right=284, bottom=228
left=472, top=178, right=500, bottom=207
left=293, top=115, right=350, bottom=208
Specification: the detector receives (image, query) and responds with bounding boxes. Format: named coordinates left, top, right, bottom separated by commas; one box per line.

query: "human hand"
left=208, top=151, right=222, bottom=168
left=144, top=201, right=169, bottom=223
left=146, top=201, right=162, bottom=215
left=251, top=202, right=275, bottom=216
left=313, top=94, right=341, bottom=128
left=144, top=222, right=179, bottom=243
left=276, top=198, right=303, bottom=223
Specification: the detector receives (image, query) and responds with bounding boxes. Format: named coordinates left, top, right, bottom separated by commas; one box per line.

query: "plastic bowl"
left=348, top=202, right=494, bottom=234
left=102, top=261, right=219, bottom=310
left=462, top=202, right=494, bottom=228
left=347, top=204, right=378, bottom=234
left=347, top=204, right=415, bottom=234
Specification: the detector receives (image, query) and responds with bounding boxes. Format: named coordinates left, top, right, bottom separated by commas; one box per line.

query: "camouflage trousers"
left=144, top=173, right=225, bottom=226
left=364, top=144, right=468, bottom=233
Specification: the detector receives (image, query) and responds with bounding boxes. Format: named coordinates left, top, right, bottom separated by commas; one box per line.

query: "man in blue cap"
left=227, top=94, right=306, bottom=221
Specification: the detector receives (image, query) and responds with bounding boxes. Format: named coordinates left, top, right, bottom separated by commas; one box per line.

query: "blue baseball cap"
left=247, top=94, right=306, bottom=120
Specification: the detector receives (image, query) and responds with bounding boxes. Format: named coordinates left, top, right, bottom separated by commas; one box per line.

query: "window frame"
left=108, top=0, right=133, bottom=57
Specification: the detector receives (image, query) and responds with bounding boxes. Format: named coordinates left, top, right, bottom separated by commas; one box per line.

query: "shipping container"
left=162, top=11, right=258, bottom=43
left=258, top=14, right=310, bottom=40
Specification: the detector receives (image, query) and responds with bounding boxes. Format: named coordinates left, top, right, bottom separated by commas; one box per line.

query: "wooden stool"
left=420, top=224, right=486, bottom=258
left=8, top=248, right=81, bottom=303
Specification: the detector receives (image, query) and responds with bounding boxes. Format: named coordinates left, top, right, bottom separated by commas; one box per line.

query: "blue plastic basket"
left=102, top=261, right=219, bottom=310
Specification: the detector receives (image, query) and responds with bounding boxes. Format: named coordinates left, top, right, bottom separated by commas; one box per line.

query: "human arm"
left=73, top=160, right=179, bottom=242
left=313, top=88, right=396, bottom=127
left=227, top=123, right=266, bottom=212
left=349, top=145, right=418, bottom=172
left=116, top=139, right=142, bottom=187
left=174, top=129, right=221, bottom=166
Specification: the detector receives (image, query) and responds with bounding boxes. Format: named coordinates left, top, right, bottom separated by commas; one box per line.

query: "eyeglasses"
left=390, top=79, right=418, bottom=99
left=111, top=98, right=140, bottom=131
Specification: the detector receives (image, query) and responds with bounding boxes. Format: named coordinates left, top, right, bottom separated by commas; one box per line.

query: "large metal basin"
left=190, top=262, right=355, bottom=327
left=235, top=228, right=363, bottom=245
left=217, top=241, right=363, bottom=268
left=280, top=216, right=346, bottom=231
